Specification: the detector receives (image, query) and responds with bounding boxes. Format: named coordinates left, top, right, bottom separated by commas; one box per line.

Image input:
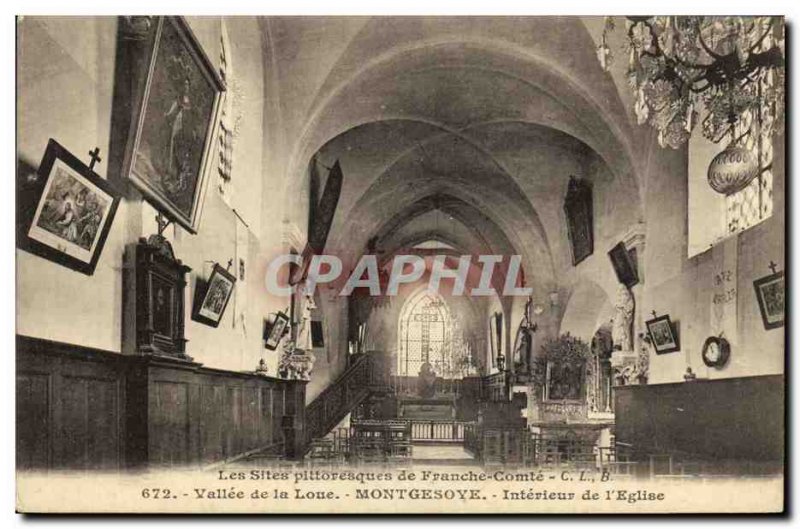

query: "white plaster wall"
left=557, top=131, right=785, bottom=385
left=16, top=17, right=294, bottom=377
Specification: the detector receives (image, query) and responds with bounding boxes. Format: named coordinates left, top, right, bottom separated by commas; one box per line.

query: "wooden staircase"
left=303, top=353, right=388, bottom=449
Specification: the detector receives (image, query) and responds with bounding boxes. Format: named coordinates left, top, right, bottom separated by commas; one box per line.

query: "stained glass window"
left=397, top=291, right=451, bottom=378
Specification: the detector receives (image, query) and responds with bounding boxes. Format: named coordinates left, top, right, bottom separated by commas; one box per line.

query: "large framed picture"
left=18, top=139, right=120, bottom=275
left=754, top=271, right=784, bottom=330
left=645, top=314, right=680, bottom=354
left=563, top=176, right=594, bottom=266
left=191, top=263, right=236, bottom=327
left=264, top=311, right=290, bottom=350
left=123, top=16, right=225, bottom=233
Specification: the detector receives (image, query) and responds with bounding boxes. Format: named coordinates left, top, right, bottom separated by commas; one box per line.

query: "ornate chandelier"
left=597, top=16, right=784, bottom=152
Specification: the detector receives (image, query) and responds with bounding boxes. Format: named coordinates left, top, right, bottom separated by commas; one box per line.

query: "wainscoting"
left=615, top=375, right=784, bottom=462
left=16, top=335, right=306, bottom=471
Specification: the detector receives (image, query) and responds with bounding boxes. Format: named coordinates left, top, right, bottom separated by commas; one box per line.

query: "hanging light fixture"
left=707, top=144, right=759, bottom=195
left=597, top=16, right=784, bottom=159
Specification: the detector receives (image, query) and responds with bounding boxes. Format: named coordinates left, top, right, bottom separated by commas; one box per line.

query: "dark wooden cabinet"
left=128, top=236, right=191, bottom=359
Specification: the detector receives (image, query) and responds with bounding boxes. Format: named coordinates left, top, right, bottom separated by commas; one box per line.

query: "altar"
left=399, top=399, right=455, bottom=420
left=393, top=373, right=458, bottom=420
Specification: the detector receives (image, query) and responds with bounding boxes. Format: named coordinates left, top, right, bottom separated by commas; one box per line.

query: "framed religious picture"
left=563, top=175, right=594, bottom=265
left=123, top=16, right=225, bottom=233
left=754, top=271, right=784, bottom=330
left=18, top=139, right=120, bottom=275
left=608, top=241, right=639, bottom=288
left=488, top=317, right=497, bottom=368
left=264, top=311, right=290, bottom=350
left=545, top=361, right=585, bottom=401
left=645, top=314, right=680, bottom=354
left=311, top=320, right=325, bottom=348
left=192, top=263, right=236, bottom=327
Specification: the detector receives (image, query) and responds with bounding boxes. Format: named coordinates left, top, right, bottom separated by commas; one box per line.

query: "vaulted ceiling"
left=262, top=16, right=645, bottom=299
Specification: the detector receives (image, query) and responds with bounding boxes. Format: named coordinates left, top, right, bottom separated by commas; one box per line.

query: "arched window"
left=397, top=290, right=452, bottom=378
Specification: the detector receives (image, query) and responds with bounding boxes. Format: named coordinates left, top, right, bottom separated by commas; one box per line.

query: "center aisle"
left=411, top=443, right=477, bottom=466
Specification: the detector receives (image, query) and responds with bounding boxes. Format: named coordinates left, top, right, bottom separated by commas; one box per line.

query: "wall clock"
left=702, top=336, right=731, bottom=368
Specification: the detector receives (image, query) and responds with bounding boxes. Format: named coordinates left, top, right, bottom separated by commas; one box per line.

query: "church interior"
left=16, top=16, right=784, bottom=477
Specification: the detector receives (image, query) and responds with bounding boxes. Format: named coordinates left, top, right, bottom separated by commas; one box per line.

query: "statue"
left=418, top=362, right=437, bottom=398
left=295, top=285, right=316, bottom=352
left=635, top=332, right=651, bottom=384
left=611, top=284, right=634, bottom=351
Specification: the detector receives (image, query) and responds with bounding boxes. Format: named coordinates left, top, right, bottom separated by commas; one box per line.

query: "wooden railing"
left=304, top=353, right=387, bottom=448
left=410, top=420, right=469, bottom=442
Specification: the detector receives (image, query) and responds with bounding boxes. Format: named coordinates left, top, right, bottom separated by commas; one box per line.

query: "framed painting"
left=563, top=175, right=594, bottom=266
left=608, top=241, right=639, bottom=288
left=123, top=16, right=225, bottom=233
left=754, top=271, right=784, bottom=330
left=191, top=263, right=236, bottom=327
left=488, top=317, right=497, bottom=368
left=645, top=314, right=680, bottom=354
left=311, top=320, right=325, bottom=348
left=264, top=311, right=290, bottom=350
left=545, top=361, right=585, bottom=401
left=18, top=139, right=120, bottom=275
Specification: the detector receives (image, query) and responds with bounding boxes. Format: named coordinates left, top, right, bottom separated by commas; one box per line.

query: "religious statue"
left=418, top=362, right=437, bottom=398
left=635, top=331, right=651, bottom=384
left=295, top=285, right=317, bottom=352
left=611, top=284, right=634, bottom=351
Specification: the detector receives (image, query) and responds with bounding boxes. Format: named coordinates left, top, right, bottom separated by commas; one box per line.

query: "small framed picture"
left=191, top=263, right=236, bottom=327
left=754, top=271, right=784, bottom=330
left=311, top=320, right=325, bottom=348
left=608, top=241, right=639, bottom=288
left=645, top=314, right=680, bottom=354
left=18, top=139, right=120, bottom=275
left=263, top=311, right=290, bottom=350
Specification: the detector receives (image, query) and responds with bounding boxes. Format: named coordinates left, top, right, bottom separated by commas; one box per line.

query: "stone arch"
left=558, top=279, right=614, bottom=343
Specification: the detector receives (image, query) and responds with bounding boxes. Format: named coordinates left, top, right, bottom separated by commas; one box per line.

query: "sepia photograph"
left=12, top=10, right=788, bottom=517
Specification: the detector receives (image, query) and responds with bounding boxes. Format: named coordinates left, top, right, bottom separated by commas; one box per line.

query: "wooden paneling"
left=17, top=338, right=126, bottom=471
left=615, top=375, right=784, bottom=461
left=17, top=335, right=306, bottom=471
left=16, top=373, right=50, bottom=469
left=149, top=380, right=190, bottom=467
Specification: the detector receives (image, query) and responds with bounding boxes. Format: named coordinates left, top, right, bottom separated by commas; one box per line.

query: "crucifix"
left=88, top=147, right=102, bottom=171
left=769, top=261, right=779, bottom=274
left=651, top=310, right=658, bottom=319
left=155, top=212, right=172, bottom=237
